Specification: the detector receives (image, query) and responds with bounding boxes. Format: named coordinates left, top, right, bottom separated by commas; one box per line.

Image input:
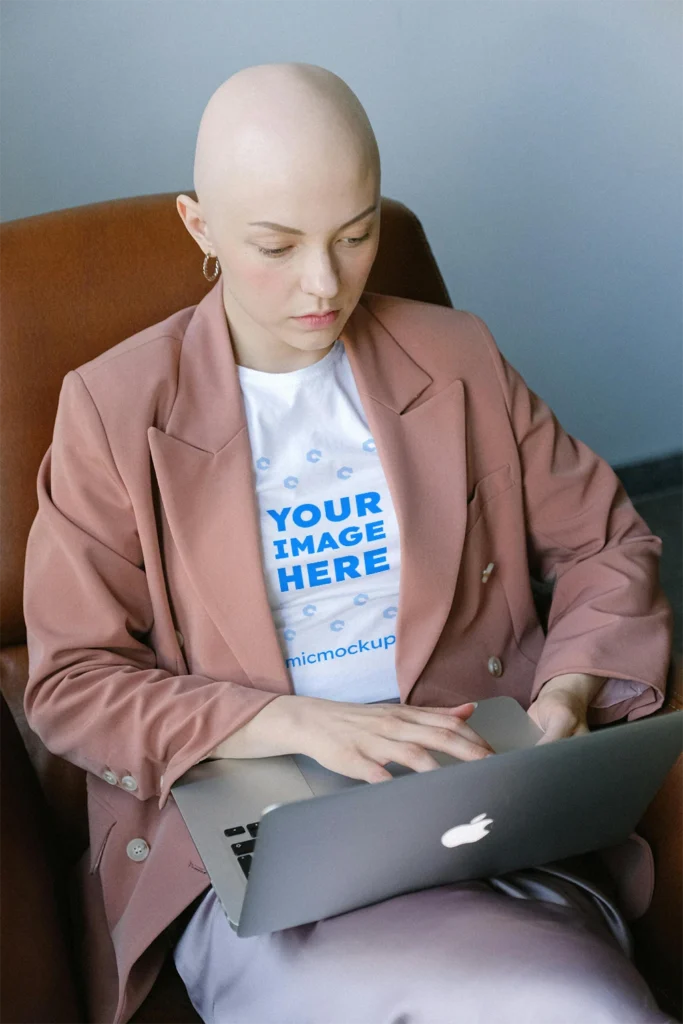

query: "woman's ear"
left=176, top=194, right=212, bottom=252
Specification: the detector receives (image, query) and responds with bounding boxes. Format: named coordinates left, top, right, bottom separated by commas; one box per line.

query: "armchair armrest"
left=0, top=692, right=83, bottom=1023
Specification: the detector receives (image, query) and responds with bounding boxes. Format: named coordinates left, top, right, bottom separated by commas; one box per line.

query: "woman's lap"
left=173, top=873, right=672, bottom=1024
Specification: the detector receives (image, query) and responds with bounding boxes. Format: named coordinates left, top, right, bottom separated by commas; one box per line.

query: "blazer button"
left=481, top=562, right=495, bottom=583
left=175, top=630, right=184, bottom=648
left=487, top=656, right=504, bottom=677
left=121, top=774, right=138, bottom=792
left=126, top=838, right=150, bottom=862
left=102, top=769, right=118, bottom=785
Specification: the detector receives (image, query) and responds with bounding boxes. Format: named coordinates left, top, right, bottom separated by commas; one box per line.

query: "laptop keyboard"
left=220, top=701, right=400, bottom=879
left=224, top=821, right=259, bottom=877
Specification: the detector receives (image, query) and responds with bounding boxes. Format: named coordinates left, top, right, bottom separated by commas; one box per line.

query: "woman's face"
left=187, top=147, right=381, bottom=371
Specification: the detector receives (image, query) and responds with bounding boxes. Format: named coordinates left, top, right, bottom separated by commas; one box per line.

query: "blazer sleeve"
left=23, top=370, right=281, bottom=808
left=466, top=314, right=673, bottom=724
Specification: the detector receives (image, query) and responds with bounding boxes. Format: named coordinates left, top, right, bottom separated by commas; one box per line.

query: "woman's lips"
left=292, top=310, right=339, bottom=328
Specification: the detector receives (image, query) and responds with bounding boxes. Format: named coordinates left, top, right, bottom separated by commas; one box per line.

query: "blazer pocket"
left=87, top=789, right=117, bottom=874
left=465, top=463, right=514, bottom=535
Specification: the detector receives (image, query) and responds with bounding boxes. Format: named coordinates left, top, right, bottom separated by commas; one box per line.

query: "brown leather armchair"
left=1, top=193, right=681, bottom=1023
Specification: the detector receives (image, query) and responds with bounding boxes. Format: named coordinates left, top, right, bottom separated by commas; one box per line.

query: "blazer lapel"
left=148, top=283, right=291, bottom=695
left=341, top=302, right=468, bottom=703
left=148, top=283, right=468, bottom=704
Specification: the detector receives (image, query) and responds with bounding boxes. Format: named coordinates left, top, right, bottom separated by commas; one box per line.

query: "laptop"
left=171, top=696, right=683, bottom=938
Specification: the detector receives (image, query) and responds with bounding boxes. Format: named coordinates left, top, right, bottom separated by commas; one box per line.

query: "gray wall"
left=2, top=0, right=680, bottom=466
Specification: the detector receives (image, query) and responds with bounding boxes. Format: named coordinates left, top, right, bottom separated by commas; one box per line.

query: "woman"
left=23, top=63, right=673, bottom=1023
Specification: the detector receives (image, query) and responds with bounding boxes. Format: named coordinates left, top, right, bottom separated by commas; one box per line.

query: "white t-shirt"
left=237, top=338, right=401, bottom=703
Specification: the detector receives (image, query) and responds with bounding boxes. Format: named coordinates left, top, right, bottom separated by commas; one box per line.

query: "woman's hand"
left=527, top=672, right=604, bottom=744
left=210, top=695, right=495, bottom=782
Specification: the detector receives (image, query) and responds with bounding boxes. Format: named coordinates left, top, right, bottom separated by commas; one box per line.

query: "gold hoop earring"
left=202, top=252, right=221, bottom=282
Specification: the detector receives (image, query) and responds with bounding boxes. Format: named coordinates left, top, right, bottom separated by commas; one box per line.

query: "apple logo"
left=440, top=812, right=494, bottom=848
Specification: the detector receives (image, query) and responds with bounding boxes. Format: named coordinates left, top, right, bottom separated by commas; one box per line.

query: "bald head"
left=193, top=63, right=380, bottom=222
left=177, top=63, right=381, bottom=373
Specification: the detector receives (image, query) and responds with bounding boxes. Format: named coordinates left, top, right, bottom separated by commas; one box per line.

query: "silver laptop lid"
left=236, top=708, right=682, bottom=936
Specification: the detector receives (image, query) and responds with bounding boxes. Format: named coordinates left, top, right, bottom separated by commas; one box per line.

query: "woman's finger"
left=385, top=704, right=493, bottom=750
left=368, top=740, right=447, bottom=774
left=375, top=702, right=476, bottom=721
left=443, top=701, right=478, bottom=718
left=354, top=753, right=395, bottom=783
left=379, top=720, right=493, bottom=762
left=372, top=702, right=475, bottom=723
left=535, top=705, right=580, bottom=744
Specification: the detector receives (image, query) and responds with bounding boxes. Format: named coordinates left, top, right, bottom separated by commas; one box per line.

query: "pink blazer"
left=23, top=282, right=672, bottom=1022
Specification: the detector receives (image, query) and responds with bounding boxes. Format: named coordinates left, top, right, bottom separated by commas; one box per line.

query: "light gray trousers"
left=173, top=867, right=672, bottom=1024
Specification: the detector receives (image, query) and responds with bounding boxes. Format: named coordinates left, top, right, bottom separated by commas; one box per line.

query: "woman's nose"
left=300, top=250, right=341, bottom=298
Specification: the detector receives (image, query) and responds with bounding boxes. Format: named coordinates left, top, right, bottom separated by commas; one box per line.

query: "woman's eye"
left=257, top=232, right=371, bottom=259
left=344, top=232, right=370, bottom=245
left=255, top=245, right=288, bottom=258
